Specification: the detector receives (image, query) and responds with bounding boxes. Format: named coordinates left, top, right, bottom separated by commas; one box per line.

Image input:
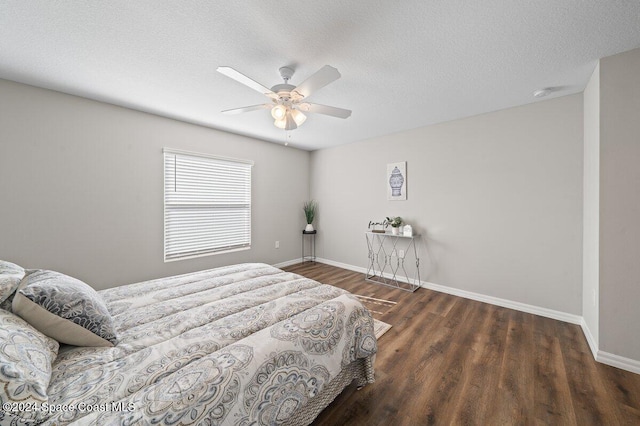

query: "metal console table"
left=365, top=231, right=421, bottom=292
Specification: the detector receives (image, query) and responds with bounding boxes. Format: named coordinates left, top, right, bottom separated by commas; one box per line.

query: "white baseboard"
left=580, top=318, right=599, bottom=358
left=581, top=320, right=640, bottom=375
left=316, top=257, right=581, bottom=325
left=421, top=280, right=583, bottom=325
left=316, top=257, right=368, bottom=274
left=272, top=258, right=303, bottom=268
left=596, top=350, right=640, bottom=375
left=294, top=257, right=640, bottom=375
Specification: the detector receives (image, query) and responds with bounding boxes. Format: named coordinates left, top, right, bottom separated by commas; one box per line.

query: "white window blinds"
left=163, top=149, right=253, bottom=261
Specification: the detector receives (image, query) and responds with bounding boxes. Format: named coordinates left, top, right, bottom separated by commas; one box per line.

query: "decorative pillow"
left=12, top=270, right=118, bottom=347
left=0, top=309, right=59, bottom=424
left=0, top=260, right=25, bottom=305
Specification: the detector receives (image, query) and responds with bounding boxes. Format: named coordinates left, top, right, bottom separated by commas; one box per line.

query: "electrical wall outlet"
left=399, top=250, right=405, bottom=258
left=275, top=241, right=280, bottom=249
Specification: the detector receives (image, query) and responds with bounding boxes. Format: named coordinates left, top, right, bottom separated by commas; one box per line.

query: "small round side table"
left=302, top=230, right=317, bottom=263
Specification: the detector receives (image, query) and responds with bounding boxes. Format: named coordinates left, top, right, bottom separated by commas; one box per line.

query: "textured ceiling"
left=1, top=1, right=639, bottom=150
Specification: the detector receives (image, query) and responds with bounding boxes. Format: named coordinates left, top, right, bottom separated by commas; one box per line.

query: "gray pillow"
left=12, top=270, right=118, bottom=347
left=0, top=260, right=25, bottom=305
left=0, top=309, right=59, bottom=424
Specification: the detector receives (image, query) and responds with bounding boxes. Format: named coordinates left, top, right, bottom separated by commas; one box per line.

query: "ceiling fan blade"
left=222, top=104, right=272, bottom=115
left=298, top=103, right=352, bottom=119
left=217, top=67, right=277, bottom=99
left=292, top=65, right=341, bottom=99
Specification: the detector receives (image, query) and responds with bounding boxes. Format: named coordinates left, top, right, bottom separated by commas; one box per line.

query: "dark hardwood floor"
left=283, top=262, right=640, bottom=426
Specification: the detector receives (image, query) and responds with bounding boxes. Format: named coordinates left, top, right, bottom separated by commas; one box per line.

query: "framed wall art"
left=387, top=161, right=407, bottom=201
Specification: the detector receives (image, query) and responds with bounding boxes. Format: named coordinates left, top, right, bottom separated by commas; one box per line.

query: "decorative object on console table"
left=302, top=229, right=317, bottom=263
left=368, top=220, right=386, bottom=233
left=385, top=216, right=402, bottom=235
left=303, top=200, right=317, bottom=232
left=403, top=224, right=413, bottom=237
left=387, top=161, right=407, bottom=201
left=365, top=231, right=421, bottom=292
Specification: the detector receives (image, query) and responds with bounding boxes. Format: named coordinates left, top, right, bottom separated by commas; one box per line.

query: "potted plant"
left=303, top=200, right=318, bottom=232
left=386, top=216, right=403, bottom=235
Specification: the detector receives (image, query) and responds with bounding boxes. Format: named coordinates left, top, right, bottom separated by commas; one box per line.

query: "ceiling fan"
left=216, top=65, right=351, bottom=131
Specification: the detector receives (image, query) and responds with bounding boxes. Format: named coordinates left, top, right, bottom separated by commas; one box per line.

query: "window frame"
left=163, top=148, right=253, bottom=262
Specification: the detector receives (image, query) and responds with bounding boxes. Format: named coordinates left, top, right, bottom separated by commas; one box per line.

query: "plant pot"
left=391, top=227, right=399, bottom=235
left=305, top=224, right=315, bottom=232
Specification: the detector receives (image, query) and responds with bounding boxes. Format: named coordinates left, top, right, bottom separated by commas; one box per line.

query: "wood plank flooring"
left=282, top=262, right=640, bottom=426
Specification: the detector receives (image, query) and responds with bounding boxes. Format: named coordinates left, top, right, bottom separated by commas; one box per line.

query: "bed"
left=0, top=262, right=377, bottom=425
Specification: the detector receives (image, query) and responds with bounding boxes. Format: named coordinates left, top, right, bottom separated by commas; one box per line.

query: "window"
left=163, top=148, right=253, bottom=261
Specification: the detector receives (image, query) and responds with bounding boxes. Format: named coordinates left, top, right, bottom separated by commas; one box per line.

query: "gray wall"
left=310, top=95, right=584, bottom=315
left=599, top=47, right=640, bottom=361
left=582, top=63, right=600, bottom=348
left=0, top=79, right=309, bottom=290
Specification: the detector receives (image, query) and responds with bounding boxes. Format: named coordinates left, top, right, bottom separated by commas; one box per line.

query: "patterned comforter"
left=42, top=263, right=377, bottom=425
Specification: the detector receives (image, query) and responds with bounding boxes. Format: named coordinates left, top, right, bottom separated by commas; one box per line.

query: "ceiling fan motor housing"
left=272, top=67, right=299, bottom=103
left=270, top=83, right=296, bottom=97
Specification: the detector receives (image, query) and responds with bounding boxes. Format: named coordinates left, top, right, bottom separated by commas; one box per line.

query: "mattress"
left=38, top=263, right=377, bottom=425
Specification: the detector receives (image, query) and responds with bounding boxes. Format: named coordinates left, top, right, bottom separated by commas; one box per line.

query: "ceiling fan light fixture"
left=284, top=113, right=298, bottom=130
left=274, top=112, right=297, bottom=130
left=274, top=117, right=286, bottom=129
left=271, top=104, right=287, bottom=120
left=290, top=109, right=307, bottom=126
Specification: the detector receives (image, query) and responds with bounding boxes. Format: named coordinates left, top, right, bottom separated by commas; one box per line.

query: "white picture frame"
left=387, top=161, right=407, bottom=201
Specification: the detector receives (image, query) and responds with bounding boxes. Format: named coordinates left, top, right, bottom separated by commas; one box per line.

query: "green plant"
left=303, top=200, right=318, bottom=224
left=385, top=216, right=402, bottom=228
